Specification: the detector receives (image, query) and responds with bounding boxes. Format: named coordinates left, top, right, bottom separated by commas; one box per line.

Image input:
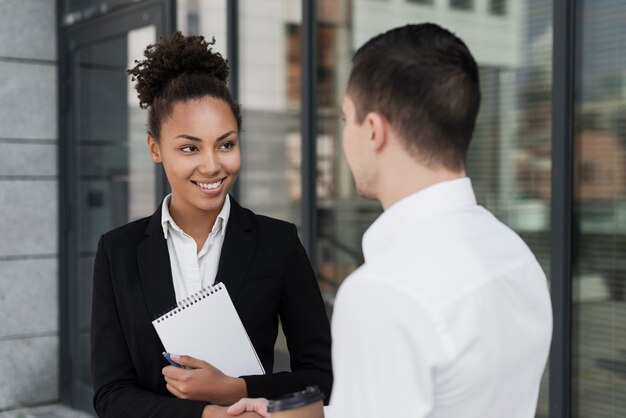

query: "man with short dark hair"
left=229, top=23, right=552, bottom=418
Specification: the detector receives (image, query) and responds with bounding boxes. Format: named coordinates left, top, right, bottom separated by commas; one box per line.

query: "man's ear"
left=147, top=135, right=162, bottom=163
left=365, top=112, right=388, bottom=153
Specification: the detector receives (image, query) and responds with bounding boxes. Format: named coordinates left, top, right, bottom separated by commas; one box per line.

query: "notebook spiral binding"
left=153, top=282, right=224, bottom=323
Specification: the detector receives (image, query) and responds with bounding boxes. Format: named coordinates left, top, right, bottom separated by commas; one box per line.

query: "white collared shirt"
left=161, top=194, right=231, bottom=302
left=328, top=178, right=552, bottom=418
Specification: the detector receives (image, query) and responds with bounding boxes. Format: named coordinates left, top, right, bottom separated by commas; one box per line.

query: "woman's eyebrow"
left=215, top=130, right=237, bottom=142
left=174, top=130, right=237, bottom=142
left=174, top=134, right=202, bottom=141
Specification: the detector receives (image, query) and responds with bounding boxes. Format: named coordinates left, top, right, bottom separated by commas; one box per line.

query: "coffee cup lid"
left=267, top=386, right=324, bottom=412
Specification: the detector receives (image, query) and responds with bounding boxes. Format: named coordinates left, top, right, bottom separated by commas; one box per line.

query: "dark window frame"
left=227, top=0, right=240, bottom=201
left=58, top=0, right=175, bottom=411
left=301, top=0, right=318, bottom=266
left=550, top=0, right=575, bottom=416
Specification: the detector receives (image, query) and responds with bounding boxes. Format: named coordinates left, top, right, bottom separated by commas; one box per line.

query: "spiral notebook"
left=152, top=282, right=265, bottom=377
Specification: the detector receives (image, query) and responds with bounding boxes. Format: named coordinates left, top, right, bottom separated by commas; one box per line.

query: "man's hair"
left=347, top=23, right=480, bottom=171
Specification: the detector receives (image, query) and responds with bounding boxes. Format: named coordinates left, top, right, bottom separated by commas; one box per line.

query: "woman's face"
left=148, top=96, right=240, bottom=216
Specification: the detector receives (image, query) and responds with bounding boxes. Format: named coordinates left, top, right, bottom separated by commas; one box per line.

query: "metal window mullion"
left=301, top=0, right=317, bottom=267
left=58, top=1, right=72, bottom=403
left=227, top=0, right=240, bottom=200
left=549, top=0, right=575, bottom=416
left=157, top=0, right=176, bottom=202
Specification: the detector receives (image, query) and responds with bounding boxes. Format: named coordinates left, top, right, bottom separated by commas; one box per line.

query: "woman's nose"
left=198, top=151, right=220, bottom=174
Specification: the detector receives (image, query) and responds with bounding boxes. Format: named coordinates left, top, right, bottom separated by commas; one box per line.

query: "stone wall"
left=0, top=0, right=59, bottom=410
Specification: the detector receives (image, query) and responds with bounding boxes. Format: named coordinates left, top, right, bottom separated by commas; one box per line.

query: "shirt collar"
left=161, top=194, right=231, bottom=239
left=362, top=177, right=477, bottom=263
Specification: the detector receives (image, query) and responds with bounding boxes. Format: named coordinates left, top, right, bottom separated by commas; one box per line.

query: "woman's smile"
left=191, top=178, right=226, bottom=195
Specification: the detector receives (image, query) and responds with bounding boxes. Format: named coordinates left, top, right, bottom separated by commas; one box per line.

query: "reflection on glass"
left=407, top=0, right=434, bottom=6
left=316, top=0, right=552, bottom=415
left=74, top=25, right=156, bottom=387
left=236, top=1, right=303, bottom=227
left=190, top=1, right=302, bottom=366
left=572, top=1, right=626, bottom=416
left=178, top=0, right=226, bottom=40
left=490, top=0, right=508, bottom=15
left=450, top=0, right=474, bottom=11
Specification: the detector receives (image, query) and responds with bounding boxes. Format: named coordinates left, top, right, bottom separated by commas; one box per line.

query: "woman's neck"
left=168, top=196, right=221, bottom=246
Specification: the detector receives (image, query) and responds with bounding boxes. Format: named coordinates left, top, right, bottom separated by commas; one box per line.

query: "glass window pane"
left=190, top=0, right=301, bottom=370
left=572, top=1, right=626, bottom=416
left=73, top=24, right=157, bottom=388
left=178, top=0, right=226, bottom=39
left=490, top=0, right=507, bottom=15
left=238, top=1, right=302, bottom=227
left=450, top=0, right=474, bottom=11
left=185, top=1, right=303, bottom=227
left=316, top=0, right=552, bottom=415
left=64, top=0, right=136, bottom=17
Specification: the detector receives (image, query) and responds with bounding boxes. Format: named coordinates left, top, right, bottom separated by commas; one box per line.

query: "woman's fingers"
left=170, top=354, right=208, bottom=369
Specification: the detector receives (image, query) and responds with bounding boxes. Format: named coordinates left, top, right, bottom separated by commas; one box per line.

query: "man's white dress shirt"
left=328, top=178, right=552, bottom=418
left=161, top=194, right=230, bottom=302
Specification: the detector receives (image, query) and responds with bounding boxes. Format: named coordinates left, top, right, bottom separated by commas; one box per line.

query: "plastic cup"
left=267, top=386, right=325, bottom=418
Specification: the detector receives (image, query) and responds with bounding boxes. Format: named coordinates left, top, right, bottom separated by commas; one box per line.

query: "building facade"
left=0, top=0, right=60, bottom=409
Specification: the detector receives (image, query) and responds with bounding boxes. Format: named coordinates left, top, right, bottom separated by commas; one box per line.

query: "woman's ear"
left=147, top=135, right=162, bottom=163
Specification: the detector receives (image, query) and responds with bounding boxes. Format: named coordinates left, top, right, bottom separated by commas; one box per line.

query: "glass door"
left=60, top=1, right=171, bottom=411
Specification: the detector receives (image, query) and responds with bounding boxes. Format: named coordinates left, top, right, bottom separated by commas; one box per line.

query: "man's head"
left=342, top=23, right=480, bottom=201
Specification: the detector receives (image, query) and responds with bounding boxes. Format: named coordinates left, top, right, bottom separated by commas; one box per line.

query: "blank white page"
left=152, top=282, right=265, bottom=377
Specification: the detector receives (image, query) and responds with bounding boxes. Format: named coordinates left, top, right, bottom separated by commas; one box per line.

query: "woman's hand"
left=227, top=398, right=271, bottom=418
left=202, top=405, right=265, bottom=418
left=162, top=354, right=248, bottom=405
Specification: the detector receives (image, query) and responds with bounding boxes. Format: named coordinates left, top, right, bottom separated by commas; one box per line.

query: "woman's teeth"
left=196, top=180, right=222, bottom=190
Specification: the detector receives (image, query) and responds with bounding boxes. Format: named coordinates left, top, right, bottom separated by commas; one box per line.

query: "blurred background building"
left=0, top=0, right=624, bottom=417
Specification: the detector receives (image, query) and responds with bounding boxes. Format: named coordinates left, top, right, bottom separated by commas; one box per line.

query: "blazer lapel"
left=215, top=198, right=257, bottom=301
left=137, top=207, right=177, bottom=320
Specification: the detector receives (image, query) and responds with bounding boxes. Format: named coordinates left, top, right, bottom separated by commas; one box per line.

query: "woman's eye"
left=220, top=142, right=235, bottom=150
left=181, top=145, right=197, bottom=153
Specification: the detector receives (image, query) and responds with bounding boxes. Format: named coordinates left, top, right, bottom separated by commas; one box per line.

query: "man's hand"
left=227, top=398, right=271, bottom=418
left=162, top=354, right=247, bottom=405
left=202, top=405, right=264, bottom=418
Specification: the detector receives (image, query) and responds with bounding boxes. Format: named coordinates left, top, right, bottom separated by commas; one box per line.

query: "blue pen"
left=162, top=352, right=188, bottom=369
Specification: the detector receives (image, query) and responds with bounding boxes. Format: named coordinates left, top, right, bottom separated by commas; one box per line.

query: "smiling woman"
left=90, top=32, right=333, bottom=418
left=148, top=97, right=241, bottom=240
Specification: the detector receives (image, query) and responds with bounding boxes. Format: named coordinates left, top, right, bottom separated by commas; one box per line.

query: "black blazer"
left=91, top=198, right=333, bottom=418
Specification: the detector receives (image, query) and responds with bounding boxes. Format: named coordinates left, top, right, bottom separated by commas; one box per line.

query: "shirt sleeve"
left=327, top=277, right=450, bottom=418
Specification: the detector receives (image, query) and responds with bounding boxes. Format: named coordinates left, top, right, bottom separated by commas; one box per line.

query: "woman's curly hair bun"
left=127, top=31, right=229, bottom=109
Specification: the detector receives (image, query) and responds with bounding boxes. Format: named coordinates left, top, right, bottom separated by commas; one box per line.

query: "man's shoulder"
left=337, top=266, right=434, bottom=314
left=333, top=268, right=449, bottom=353
left=350, top=206, right=544, bottom=311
